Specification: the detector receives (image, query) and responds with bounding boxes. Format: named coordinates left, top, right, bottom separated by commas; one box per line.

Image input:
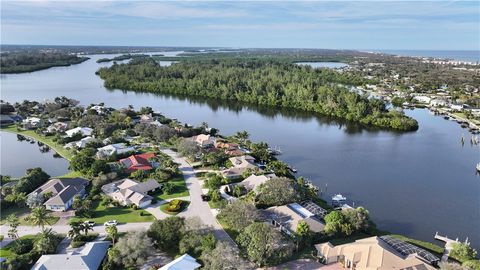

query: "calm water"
left=0, top=131, right=70, bottom=177
left=1, top=54, right=479, bottom=250
left=295, top=62, right=349, bottom=69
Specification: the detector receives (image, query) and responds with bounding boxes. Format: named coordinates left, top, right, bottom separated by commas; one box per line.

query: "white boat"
left=476, top=163, right=480, bottom=172
left=332, top=193, right=347, bottom=206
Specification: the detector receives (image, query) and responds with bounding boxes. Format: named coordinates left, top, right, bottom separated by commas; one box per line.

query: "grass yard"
left=153, top=176, right=189, bottom=200
left=0, top=207, right=29, bottom=225
left=1, top=126, right=73, bottom=160
left=55, top=170, right=84, bottom=178
left=0, top=234, right=37, bottom=259
left=20, top=215, right=59, bottom=226
left=389, top=234, right=444, bottom=256
left=71, top=201, right=154, bottom=224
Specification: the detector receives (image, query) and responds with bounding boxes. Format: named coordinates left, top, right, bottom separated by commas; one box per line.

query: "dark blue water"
left=372, top=50, right=480, bottom=63
left=0, top=54, right=479, bottom=250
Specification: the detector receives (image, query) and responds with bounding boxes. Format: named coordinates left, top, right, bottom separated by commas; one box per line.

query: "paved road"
left=1, top=149, right=235, bottom=247
left=160, top=149, right=236, bottom=245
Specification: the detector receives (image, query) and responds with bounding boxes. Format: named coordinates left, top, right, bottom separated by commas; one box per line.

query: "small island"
left=0, top=52, right=89, bottom=73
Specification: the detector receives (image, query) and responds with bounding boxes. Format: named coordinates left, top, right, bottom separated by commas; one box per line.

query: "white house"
left=22, top=117, right=44, bottom=129
left=101, top=178, right=161, bottom=208
left=413, top=95, right=431, bottom=104
left=158, top=254, right=201, bottom=270
left=96, top=143, right=135, bottom=158
left=450, top=104, right=465, bottom=111
left=65, top=127, right=93, bottom=137
left=65, top=136, right=96, bottom=149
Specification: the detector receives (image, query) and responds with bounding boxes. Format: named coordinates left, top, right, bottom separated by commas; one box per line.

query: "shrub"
left=71, top=241, right=86, bottom=248
left=11, top=238, right=34, bottom=254
left=167, top=199, right=182, bottom=212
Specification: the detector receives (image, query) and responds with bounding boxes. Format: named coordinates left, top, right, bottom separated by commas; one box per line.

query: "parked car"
left=84, top=220, right=95, bottom=226
left=104, top=220, right=118, bottom=226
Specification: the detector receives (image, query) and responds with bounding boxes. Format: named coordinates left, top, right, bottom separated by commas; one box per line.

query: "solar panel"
left=380, top=236, right=439, bottom=264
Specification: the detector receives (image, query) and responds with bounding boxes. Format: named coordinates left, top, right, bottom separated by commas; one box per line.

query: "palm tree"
left=29, top=206, right=51, bottom=229
left=68, top=221, right=83, bottom=240
left=34, top=228, right=56, bottom=254
left=105, top=224, right=118, bottom=245
left=81, top=222, right=93, bottom=236
left=235, top=131, right=249, bottom=145
left=6, top=214, right=19, bottom=240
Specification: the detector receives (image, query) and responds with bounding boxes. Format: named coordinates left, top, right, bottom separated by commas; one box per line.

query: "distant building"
left=96, top=143, right=135, bottom=159
left=158, top=254, right=201, bottom=270
left=65, top=127, right=93, bottom=137
left=29, top=178, right=89, bottom=212
left=64, top=136, right=96, bottom=149
left=102, top=178, right=161, bottom=208
left=315, top=236, right=438, bottom=270
left=22, top=117, right=44, bottom=130
left=413, top=96, right=431, bottom=104
left=32, top=241, right=110, bottom=270
left=221, top=156, right=260, bottom=179
left=46, top=122, right=69, bottom=133
left=189, top=134, right=215, bottom=148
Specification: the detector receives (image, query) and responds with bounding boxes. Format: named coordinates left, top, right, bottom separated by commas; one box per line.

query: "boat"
left=288, top=166, right=298, bottom=173
left=476, top=163, right=480, bottom=172
left=461, top=123, right=469, bottom=128
left=443, top=116, right=450, bottom=120
left=268, top=146, right=282, bottom=155
left=332, top=193, right=347, bottom=206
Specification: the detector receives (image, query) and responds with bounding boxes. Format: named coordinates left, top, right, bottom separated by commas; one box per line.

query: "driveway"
left=0, top=149, right=235, bottom=247
left=160, top=149, right=236, bottom=245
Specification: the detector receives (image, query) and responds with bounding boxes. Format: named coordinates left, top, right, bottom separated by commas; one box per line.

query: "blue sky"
left=1, top=1, right=479, bottom=50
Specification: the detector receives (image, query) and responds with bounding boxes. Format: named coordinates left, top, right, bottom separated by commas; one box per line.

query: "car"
left=84, top=220, right=95, bottom=226
left=104, top=220, right=118, bottom=226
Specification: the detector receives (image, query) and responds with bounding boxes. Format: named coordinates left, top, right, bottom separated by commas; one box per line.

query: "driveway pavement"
left=0, top=149, right=235, bottom=247
left=160, top=149, right=236, bottom=245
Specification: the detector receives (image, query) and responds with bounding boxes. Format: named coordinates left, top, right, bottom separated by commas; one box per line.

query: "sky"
left=1, top=1, right=479, bottom=50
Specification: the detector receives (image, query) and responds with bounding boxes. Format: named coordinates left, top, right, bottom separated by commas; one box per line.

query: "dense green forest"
left=96, top=53, right=151, bottom=63
left=97, top=57, right=419, bottom=131
left=0, top=52, right=89, bottom=73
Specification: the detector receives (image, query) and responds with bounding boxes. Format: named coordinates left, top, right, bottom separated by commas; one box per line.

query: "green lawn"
left=153, top=176, right=189, bottom=200
left=0, top=234, right=37, bottom=259
left=0, top=207, right=29, bottom=225
left=159, top=200, right=190, bottom=215
left=71, top=201, right=155, bottom=224
left=1, top=126, right=73, bottom=160
left=389, top=234, right=444, bottom=256
left=55, top=170, right=84, bottom=178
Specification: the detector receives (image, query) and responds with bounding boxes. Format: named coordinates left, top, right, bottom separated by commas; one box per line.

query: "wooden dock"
left=434, top=232, right=470, bottom=262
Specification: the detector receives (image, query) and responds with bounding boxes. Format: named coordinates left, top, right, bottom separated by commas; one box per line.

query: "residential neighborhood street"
left=0, top=148, right=236, bottom=248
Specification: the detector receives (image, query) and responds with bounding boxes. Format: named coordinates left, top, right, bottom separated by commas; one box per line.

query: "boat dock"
left=434, top=232, right=470, bottom=262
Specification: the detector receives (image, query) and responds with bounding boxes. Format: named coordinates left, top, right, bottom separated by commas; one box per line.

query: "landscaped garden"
left=71, top=200, right=154, bottom=224
left=159, top=199, right=190, bottom=215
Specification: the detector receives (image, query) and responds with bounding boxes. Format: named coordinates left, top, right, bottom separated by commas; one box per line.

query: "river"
left=1, top=53, right=479, bottom=250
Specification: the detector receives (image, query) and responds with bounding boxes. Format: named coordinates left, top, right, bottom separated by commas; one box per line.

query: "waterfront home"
left=315, top=236, right=438, bottom=270
left=450, top=103, right=465, bottom=111
left=158, top=254, right=201, bottom=270
left=64, top=136, right=96, bottom=149
left=28, top=178, right=89, bottom=211
left=0, top=115, right=15, bottom=126
left=101, top=178, right=161, bottom=208
left=221, top=155, right=260, bottom=179
left=214, top=139, right=245, bottom=156
left=96, top=143, right=135, bottom=159
left=46, top=121, right=69, bottom=133
left=188, top=134, right=216, bottom=148
left=300, top=201, right=328, bottom=218
left=32, top=241, right=110, bottom=270
left=429, top=99, right=448, bottom=107
left=225, top=173, right=276, bottom=194
left=413, top=95, right=431, bottom=104
left=119, top=153, right=157, bottom=173
left=22, top=117, right=44, bottom=129
left=262, top=203, right=325, bottom=236
left=65, top=126, right=93, bottom=137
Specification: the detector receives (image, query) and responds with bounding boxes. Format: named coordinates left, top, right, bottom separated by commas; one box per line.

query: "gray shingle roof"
left=32, top=241, right=110, bottom=270
left=30, top=178, right=89, bottom=206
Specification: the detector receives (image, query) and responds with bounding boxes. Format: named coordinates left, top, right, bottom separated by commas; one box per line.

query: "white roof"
left=24, top=117, right=41, bottom=123
left=332, top=194, right=346, bottom=201
left=66, top=127, right=93, bottom=137
left=158, top=254, right=201, bottom=270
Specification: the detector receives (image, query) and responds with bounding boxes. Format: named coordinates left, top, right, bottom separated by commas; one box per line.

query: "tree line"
left=97, top=57, right=418, bottom=131
left=0, top=52, right=89, bottom=73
